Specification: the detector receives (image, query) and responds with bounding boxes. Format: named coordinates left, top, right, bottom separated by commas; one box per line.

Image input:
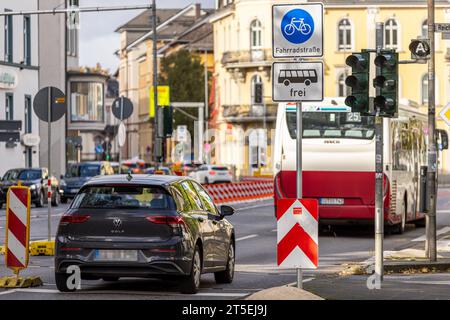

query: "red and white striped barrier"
left=276, top=198, right=318, bottom=269
left=203, top=180, right=273, bottom=204
left=5, top=185, right=31, bottom=273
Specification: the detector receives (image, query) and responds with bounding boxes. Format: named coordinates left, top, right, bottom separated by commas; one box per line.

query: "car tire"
left=180, top=245, right=202, bottom=294
left=55, top=272, right=77, bottom=292
left=414, top=217, right=426, bottom=228
left=0, top=203, right=3, bottom=209
left=102, top=276, right=119, bottom=282
left=61, top=196, right=68, bottom=204
left=35, top=191, right=45, bottom=207
left=214, top=240, right=235, bottom=284
left=51, top=191, right=60, bottom=207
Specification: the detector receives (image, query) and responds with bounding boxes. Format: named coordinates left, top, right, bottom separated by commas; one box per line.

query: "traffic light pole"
left=374, top=22, right=384, bottom=284
left=426, top=0, right=437, bottom=262
left=151, top=0, right=160, bottom=164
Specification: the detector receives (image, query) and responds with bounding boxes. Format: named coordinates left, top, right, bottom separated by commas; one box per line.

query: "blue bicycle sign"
left=281, top=9, right=314, bottom=44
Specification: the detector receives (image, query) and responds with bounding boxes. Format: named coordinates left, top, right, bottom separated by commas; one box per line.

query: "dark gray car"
left=54, top=174, right=235, bottom=294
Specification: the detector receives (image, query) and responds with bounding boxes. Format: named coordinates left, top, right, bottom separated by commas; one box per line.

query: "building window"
left=251, top=75, right=263, bottom=104
left=5, top=93, right=13, bottom=120
left=70, top=82, right=104, bottom=122
left=422, top=74, right=428, bottom=105
left=250, top=20, right=262, bottom=50
left=4, top=10, right=13, bottom=62
left=338, top=19, right=352, bottom=51
left=23, top=16, right=31, bottom=65
left=385, top=19, right=399, bottom=50
left=25, top=95, right=32, bottom=133
left=338, top=73, right=350, bottom=97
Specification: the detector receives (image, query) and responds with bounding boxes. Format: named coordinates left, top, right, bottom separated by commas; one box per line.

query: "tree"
left=158, top=49, right=209, bottom=142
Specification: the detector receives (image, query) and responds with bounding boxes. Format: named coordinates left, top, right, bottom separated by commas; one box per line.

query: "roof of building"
left=314, top=0, right=448, bottom=5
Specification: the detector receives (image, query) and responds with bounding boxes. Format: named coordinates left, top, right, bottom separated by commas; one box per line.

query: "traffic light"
left=373, top=50, right=398, bottom=117
left=254, top=83, right=263, bottom=104
left=344, top=52, right=370, bottom=114
left=157, top=106, right=173, bottom=138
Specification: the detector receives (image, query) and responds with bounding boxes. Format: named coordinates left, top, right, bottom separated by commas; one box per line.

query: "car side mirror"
left=220, top=205, right=235, bottom=218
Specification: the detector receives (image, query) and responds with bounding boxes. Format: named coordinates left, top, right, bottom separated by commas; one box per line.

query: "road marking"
left=287, top=278, right=315, bottom=286
left=0, top=290, right=17, bottom=296
left=272, top=229, right=277, bottom=232
left=236, top=234, right=258, bottom=242
left=412, top=226, right=450, bottom=242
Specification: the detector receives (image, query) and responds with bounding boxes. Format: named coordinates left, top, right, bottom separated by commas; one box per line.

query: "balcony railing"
left=221, top=49, right=272, bottom=66
left=222, top=103, right=277, bottom=120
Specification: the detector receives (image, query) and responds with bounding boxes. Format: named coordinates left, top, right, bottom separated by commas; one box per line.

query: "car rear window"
left=212, top=166, right=228, bottom=171
left=70, top=185, right=176, bottom=210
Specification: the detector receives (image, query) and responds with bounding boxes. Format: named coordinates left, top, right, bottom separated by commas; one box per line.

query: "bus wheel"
left=283, top=80, right=290, bottom=86
left=304, top=79, right=311, bottom=86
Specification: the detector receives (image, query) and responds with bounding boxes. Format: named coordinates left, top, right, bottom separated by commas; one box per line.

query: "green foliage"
left=158, top=49, right=210, bottom=138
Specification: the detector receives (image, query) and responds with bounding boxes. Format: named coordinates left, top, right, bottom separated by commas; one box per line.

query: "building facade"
left=212, top=0, right=450, bottom=175
left=0, top=0, right=40, bottom=176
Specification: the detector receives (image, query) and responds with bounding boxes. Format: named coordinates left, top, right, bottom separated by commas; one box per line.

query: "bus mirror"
left=437, top=129, right=449, bottom=150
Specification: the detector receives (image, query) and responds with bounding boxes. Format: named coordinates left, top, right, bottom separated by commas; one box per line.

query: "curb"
left=341, top=259, right=450, bottom=275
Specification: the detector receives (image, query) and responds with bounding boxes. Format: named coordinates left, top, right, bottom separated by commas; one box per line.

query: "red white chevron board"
left=277, top=198, right=318, bottom=269
left=5, top=186, right=31, bottom=272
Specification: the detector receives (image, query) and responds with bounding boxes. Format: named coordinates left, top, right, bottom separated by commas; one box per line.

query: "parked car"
left=54, top=175, right=235, bottom=294
left=0, top=168, right=61, bottom=208
left=189, top=165, right=233, bottom=184
left=60, top=161, right=114, bottom=203
left=144, top=166, right=174, bottom=175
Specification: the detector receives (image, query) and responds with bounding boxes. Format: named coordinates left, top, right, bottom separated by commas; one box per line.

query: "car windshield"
left=286, top=111, right=375, bottom=140
left=18, top=170, right=41, bottom=180
left=71, top=185, right=176, bottom=209
left=67, top=164, right=100, bottom=177
left=2, top=169, right=20, bottom=181
left=212, top=166, right=228, bottom=171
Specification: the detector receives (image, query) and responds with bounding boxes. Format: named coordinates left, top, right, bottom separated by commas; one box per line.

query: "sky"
left=79, top=0, right=215, bottom=73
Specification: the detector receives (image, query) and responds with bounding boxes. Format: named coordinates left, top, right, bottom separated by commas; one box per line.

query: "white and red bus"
left=273, top=98, right=428, bottom=233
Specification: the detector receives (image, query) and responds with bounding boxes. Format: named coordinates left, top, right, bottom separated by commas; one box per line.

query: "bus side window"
left=280, top=70, right=285, bottom=77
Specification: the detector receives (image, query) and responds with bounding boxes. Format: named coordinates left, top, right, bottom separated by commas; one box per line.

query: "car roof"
left=83, top=174, right=189, bottom=187
left=69, top=161, right=103, bottom=166
left=6, top=168, right=42, bottom=171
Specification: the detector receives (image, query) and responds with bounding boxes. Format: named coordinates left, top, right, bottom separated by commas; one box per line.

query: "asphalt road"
left=1, top=189, right=450, bottom=300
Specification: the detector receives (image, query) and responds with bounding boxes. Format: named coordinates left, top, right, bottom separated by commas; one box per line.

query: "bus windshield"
left=286, top=111, right=375, bottom=140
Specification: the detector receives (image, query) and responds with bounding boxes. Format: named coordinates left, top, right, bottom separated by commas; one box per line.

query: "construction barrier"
left=203, top=180, right=273, bottom=204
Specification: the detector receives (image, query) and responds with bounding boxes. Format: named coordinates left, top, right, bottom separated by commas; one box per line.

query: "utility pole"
left=426, top=0, right=437, bottom=261
left=204, top=49, right=209, bottom=164
left=152, top=0, right=160, bottom=164
left=374, top=22, right=385, bottom=283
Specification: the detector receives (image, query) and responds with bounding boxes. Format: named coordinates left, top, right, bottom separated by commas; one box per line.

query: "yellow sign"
left=149, top=86, right=170, bottom=118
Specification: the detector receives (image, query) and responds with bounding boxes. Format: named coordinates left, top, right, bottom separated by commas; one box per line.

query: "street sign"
left=439, top=104, right=450, bottom=127
left=149, top=86, right=170, bottom=118
left=434, top=23, right=450, bottom=33
left=272, top=61, right=323, bottom=102
left=33, top=87, right=66, bottom=122
left=118, top=122, right=126, bottom=147
left=177, top=125, right=188, bottom=142
left=409, top=39, right=430, bottom=60
left=21, top=133, right=40, bottom=147
left=5, top=185, right=31, bottom=273
left=272, top=3, right=323, bottom=58
left=276, top=198, right=318, bottom=269
left=112, top=96, right=133, bottom=120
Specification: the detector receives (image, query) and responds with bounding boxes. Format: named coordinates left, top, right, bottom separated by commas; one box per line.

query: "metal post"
left=198, top=103, right=204, bottom=163
left=296, top=101, right=303, bottom=289
left=119, top=97, right=124, bottom=174
left=426, top=0, right=437, bottom=261
left=204, top=49, right=209, bottom=163
left=374, top=22, right=384, bottom=284
left=152, top=0, right=159, bottom=164
left=47, top=88, right=52, bottom=242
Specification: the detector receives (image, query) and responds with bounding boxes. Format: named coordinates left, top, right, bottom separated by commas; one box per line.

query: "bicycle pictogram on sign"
left=281, top=9, right=314, bottom=44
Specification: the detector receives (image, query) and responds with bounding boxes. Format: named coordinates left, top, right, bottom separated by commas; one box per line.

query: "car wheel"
left=180, top=245, right=201, bottom=294
left=55, top=273, right=76, bottom=292
left=0, top=203, right=3, bottom=209
left=35, top=191, right=45, bottom=207
left=102, top=276, right=119, bottom=282
left=214, top=239, right=235, bottom=284
left=52, top=191, right=60, bottom=207
left=61, top=196, right=68, bottom=204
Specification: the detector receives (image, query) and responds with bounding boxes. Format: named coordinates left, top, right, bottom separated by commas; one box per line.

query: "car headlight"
left=30, top=184, right=37, bottom=190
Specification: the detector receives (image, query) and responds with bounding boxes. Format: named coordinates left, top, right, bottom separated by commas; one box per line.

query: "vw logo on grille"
left=112, top=218, right=122, bottom=228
